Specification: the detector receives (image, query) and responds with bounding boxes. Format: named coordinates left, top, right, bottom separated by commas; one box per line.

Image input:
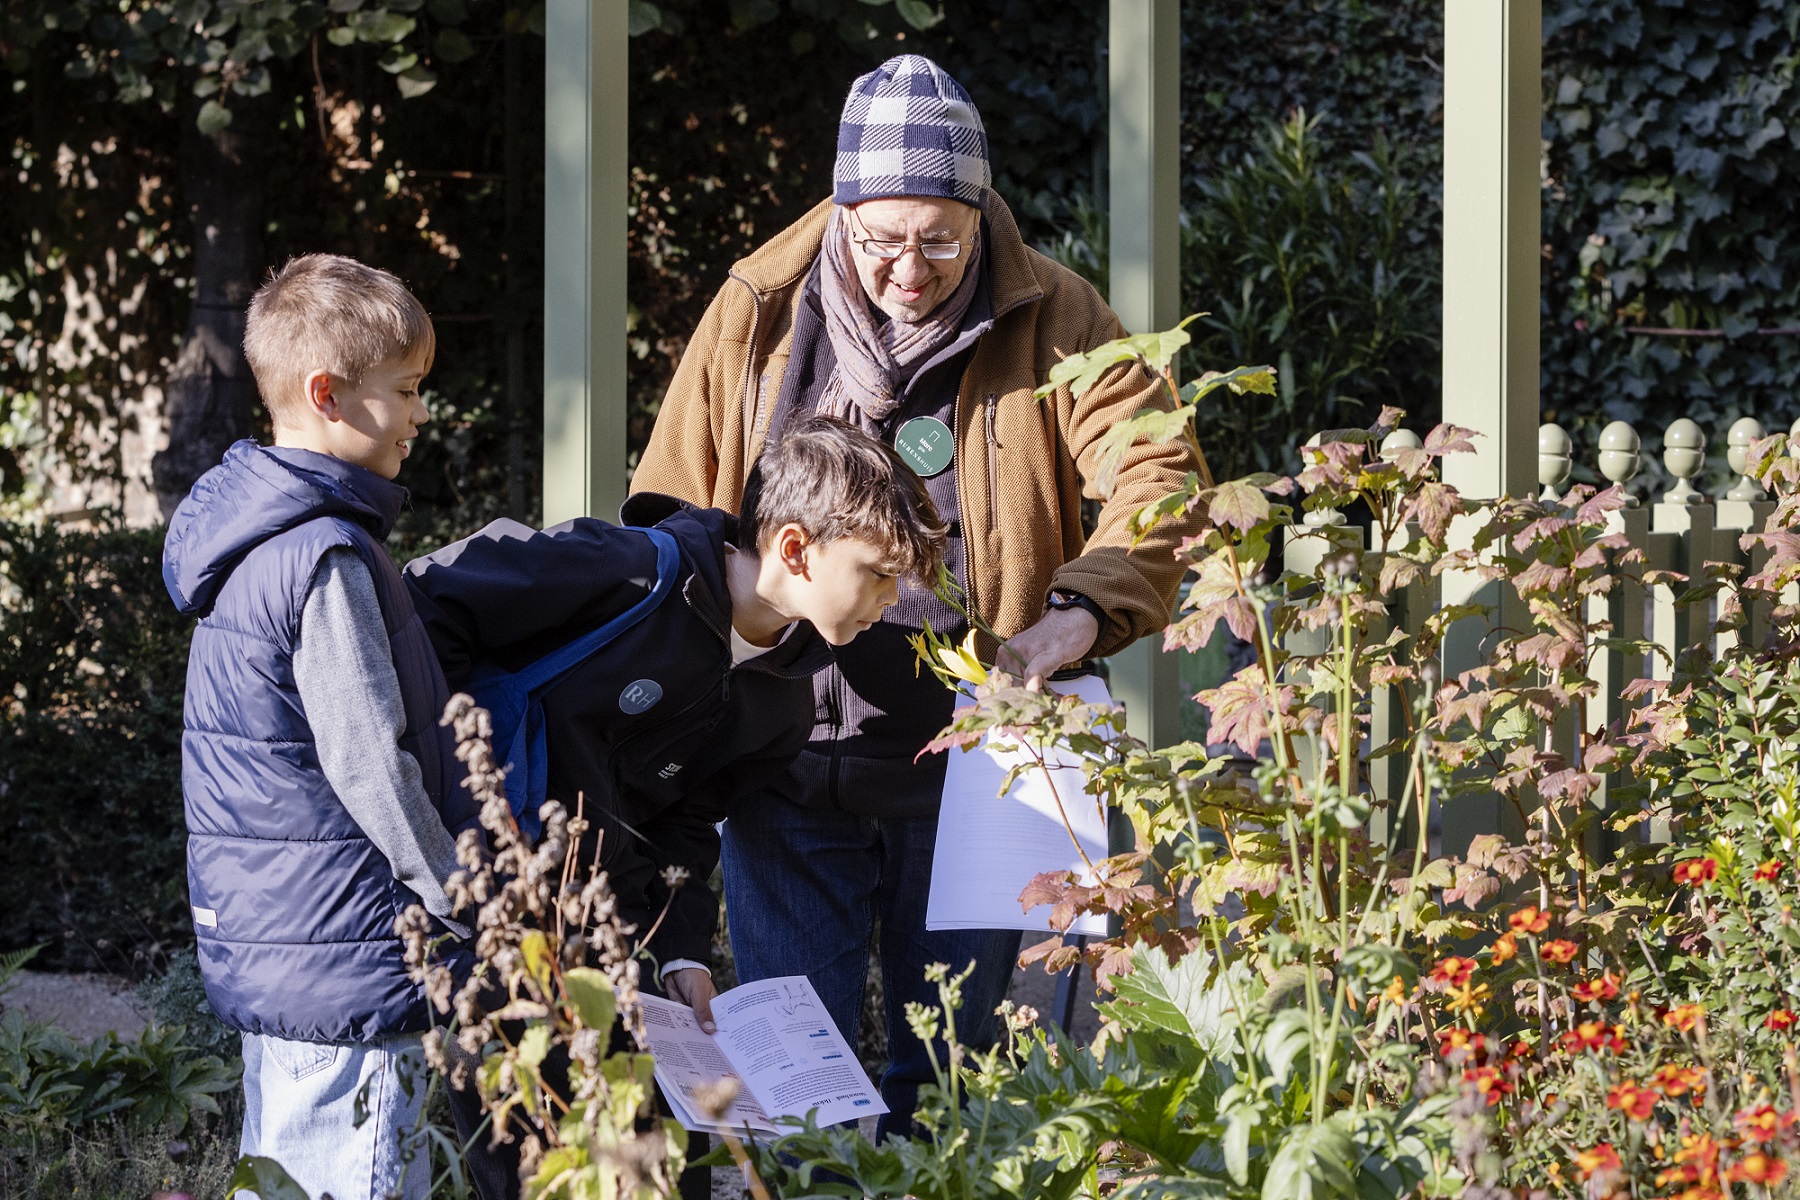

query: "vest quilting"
left=165, top=442, right=477, bottom=1043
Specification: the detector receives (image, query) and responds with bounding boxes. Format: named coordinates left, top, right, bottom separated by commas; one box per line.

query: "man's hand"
left=996, top=606, right=1099, bottom=690
left=664, top=967, right=717, bottom=1034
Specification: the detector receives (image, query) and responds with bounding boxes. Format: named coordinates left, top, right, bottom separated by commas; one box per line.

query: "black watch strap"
left=1047, top=588, right=1107, bottom=628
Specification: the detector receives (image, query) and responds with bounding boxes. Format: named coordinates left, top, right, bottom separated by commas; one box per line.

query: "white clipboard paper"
left=925, top=674, right=1112, bottom=936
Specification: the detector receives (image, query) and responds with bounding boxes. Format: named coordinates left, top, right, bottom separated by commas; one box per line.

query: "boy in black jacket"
left=404, top=416, right=945, bottom=1031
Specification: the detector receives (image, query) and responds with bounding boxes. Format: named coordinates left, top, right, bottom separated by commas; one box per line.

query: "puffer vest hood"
left=164, top=442, right=478, bottom=1042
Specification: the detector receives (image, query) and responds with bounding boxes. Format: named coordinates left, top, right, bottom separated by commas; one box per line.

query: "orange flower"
left=1658, top=1133, right=1724, bottom=1192
left=1663, top=1003, right=1705, bottom=1033
left=1509, top=904, right=1552, bottom=934
left=1431, top=955, right=1478, bottom=987
left=1650, top=1063, right=1706, bottom=1098
left=1378, top=974, right=1410, bottom=1006
left=1734, top=1104, right=1794, bottom=1143
left=1541, top=938, right=1579, bottom=965
left=1506, top=1038, right=1533, bottom=1060
left=1606, top=1080, right=1657, bottom=1121
left=1464, top=1065, right=1512, bottom=1106
left=1490, top=931, right=1518, bottom=965
left=1575, top=1143, right=1622, bottom=1181
left=1572, top=972, right=1621, bottom=1004
left=1438, top=1028, right=1488, bottom=1059
left=1562, top=1020, right=1627, bottom=1054
left=1754, top=859, right=1785, bottom=882
left=1766, top=1008, right=1797, bottom=1032
left=1726, top=1152, right=1788, bottom=1186
left=1672, top=857, right=1718, bottom=886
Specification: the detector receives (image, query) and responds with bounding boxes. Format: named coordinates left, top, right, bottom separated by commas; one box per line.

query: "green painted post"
left=1436, top=0, right=1541, bottom=857
left=542, top=0, right=628, bottom=527
left=1107, top=0, right=1182, bottom=751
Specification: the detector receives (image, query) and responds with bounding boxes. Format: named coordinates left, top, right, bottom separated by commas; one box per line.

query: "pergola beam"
left=1437, top=0, right=1542, bottom=856
left=1107, top=0, right=1184, bottom=751
left=542, top=0, right=628, bottom=527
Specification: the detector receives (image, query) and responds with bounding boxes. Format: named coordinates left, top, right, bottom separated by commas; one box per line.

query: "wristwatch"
left=1046, top=588, right=1106, bottom=628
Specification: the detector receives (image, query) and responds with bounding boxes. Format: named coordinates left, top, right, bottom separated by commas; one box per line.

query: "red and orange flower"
left=1726, top=1152, right=1788, bottom=1186
left=1734, top=1104, right=1796, bottom=1143
left=1650, top=1063, right=1706, bottom=1098
left=1606, top=1080, right=1657, bottom=1121
left=1509, top=904, right=1552, bottom=934
left=1562, top=1020, right=1628, bottom=1054
left=1464, top=1065, right=1513, bottom=1106
left=1765, top=1008, right=1797, bottom=1032
left=1489, top=931, right=1518, bottom=965
left=1575, top=1143, right=1622, bottom=1181
left=1662, top=1003, right=1705, bottom=1033
left=1572, top=972, right=1621, bottom=1004
left=1754, top=858, right=1785, bottom=883
left=1541, top=938, right=1580, bottom=966
left=1672, top=857, right=1718, bottom=886
left=1430, top=955, right=1478, bottom=988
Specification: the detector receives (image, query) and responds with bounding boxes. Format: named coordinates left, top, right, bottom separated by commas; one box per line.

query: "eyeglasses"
left=854, top=238, right=964, bottom=261
left=846, top=209, right=966, bottom=261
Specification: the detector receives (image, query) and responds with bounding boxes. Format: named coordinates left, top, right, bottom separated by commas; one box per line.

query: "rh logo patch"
left=619, top=679, right=663, bottom=715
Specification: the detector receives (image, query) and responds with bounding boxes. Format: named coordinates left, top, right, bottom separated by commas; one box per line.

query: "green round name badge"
left=894, top=416, right=954, bottom=477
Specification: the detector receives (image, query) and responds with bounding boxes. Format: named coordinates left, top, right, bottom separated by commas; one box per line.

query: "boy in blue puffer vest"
left=162, top=254, right=476, bottom=1200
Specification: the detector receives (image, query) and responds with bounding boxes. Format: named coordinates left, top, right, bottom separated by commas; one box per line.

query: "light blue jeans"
left=239, top=1031, right=431, bottom=1200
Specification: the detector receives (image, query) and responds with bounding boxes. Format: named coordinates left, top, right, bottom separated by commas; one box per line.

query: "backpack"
left=465, top=526, right=682, bottom=841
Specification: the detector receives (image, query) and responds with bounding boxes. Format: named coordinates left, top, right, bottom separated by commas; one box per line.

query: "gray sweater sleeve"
left=294, top=548, right=469, bottom=939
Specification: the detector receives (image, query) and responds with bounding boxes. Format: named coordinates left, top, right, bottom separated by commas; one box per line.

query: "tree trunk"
left=151, top=95, right=271, bottom=519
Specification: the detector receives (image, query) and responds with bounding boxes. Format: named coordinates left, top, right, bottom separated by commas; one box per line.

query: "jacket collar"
left=163, top=441, right=407, bottom=616
left=619, top=492, right=833, bottom=678
left=730, top=192, right=1046, bottom=323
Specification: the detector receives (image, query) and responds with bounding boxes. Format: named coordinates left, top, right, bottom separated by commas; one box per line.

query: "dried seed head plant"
left=396, top=693, right=687, bottom=1200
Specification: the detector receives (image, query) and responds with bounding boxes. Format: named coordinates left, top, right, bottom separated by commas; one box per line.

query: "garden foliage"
left=1542, top=0, right=1800, bottom=460
left=0, top=521, right=192, bottom=973
left=733, top=322, right=1800, bottom=1197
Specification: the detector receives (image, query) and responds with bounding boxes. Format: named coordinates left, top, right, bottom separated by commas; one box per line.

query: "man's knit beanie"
left=833, top=55, right=990, bottom=207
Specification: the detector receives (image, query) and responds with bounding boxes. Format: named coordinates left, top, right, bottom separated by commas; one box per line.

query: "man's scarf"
left=816, top=206, right=984, bottom=434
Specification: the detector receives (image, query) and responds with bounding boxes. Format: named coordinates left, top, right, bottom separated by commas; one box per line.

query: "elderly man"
left=633, top=54, right=1207, bottom=1135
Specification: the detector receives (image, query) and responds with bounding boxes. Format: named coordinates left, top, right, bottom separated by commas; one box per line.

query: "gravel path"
left=2, top=969, right=150, bottom=1040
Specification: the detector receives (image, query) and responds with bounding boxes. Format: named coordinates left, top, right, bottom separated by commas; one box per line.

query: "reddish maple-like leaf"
left=1405, top=480, right=1461, bottom=542
left=1205, top=479, right=1272, bottom=533
left=1423, top=423, right=1480, bottom=457
left=1197, top=667, right=1289, bottom=756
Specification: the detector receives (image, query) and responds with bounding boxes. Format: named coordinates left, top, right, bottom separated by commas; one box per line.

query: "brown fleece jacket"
left=632, top=193, right=1212, bottom=658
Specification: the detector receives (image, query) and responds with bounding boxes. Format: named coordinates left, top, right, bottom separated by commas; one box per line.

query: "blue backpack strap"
left=469, top=527, right=682, bottom=839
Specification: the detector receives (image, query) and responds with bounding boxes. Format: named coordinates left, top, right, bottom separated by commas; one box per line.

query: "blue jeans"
left=239, top=1031, right=431, bottom=1200
left=721, top=790, right=1022, bottom=1140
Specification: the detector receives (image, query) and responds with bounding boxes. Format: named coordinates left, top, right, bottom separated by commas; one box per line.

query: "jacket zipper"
left=983, top=392, right=1000, bottom=530
left=611, top=675, right=727, bottom=759
left=825, top=669, right=844, bottom=810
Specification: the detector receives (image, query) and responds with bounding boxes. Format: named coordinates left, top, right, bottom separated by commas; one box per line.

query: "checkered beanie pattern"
left=833, top=55, right=990, bottom=207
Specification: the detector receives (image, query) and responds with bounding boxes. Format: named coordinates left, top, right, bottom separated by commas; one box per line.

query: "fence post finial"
left=1725, top=416, right=1767, bottom=501
left=1380, top=428, right=1423, bottom=463
left=1662, top=418, right=1706, bottom=505
left=1538, top=422, right=1573, bottom=501
left=1598, top=420, right=1642, bottom=506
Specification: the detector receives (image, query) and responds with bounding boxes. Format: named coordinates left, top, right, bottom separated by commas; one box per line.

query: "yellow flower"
left=1446, top=980, right=1493, bottom=1017
left=905, top=631, right=930, bottom=678
left=937, top=630, right=989, bottom=686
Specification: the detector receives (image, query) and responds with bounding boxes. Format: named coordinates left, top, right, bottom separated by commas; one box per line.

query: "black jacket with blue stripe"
left=404, top=493, right=831, bottom=967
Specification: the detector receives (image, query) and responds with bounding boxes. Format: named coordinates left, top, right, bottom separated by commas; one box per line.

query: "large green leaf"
left=563, top=967, right=617, bottom=1031
left=1261, top=1117, right=1360, bottom=1200
left=227, top=1156, right=312, bottom=1200
left=1100, top=944, right=1245, bottom=1058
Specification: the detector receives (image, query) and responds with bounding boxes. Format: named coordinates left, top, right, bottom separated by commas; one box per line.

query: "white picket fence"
left=1281, top=413, right=1798, bottom=854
